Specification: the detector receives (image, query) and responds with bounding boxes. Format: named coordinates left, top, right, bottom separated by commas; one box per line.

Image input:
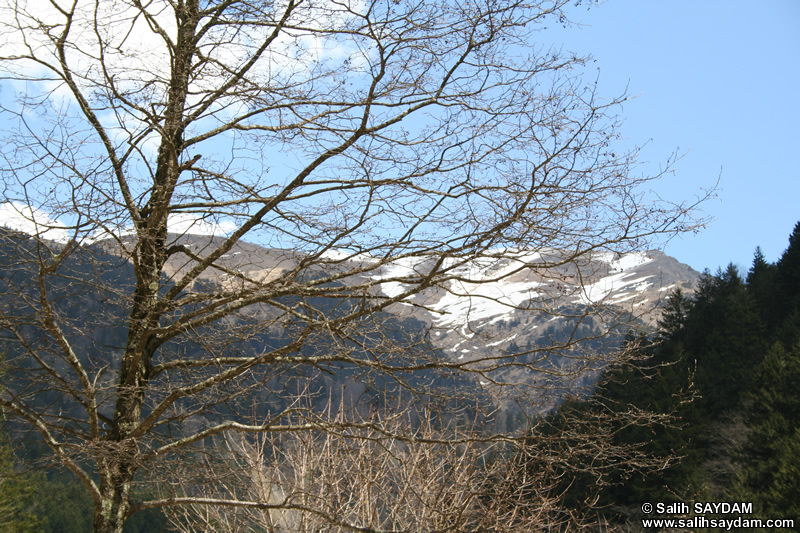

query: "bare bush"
left=161, top=397, right=673, bottom=533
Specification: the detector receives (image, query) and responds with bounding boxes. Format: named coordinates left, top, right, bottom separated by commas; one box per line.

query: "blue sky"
left=543, top=0, right=800, bottom=272
left=1, top=0, right=796, bottom=274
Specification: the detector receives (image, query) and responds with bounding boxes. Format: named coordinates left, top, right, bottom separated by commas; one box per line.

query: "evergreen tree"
left=747, top=246, right=775, bottom=288
left=0, top=435, right=42, bottom=532
left=773, top=222, right=800, bottom=346
left=746, top=247, right=778, bottom=321
left=512, top=221, right=800, bottom=529
left=777, top=222, right=800, bottom=309
left=656, top=288, right=691, bottom=340
left=682, top=265, right=765, bottom=420
left=732, top=341, right=800, bottom=521
left=0, top=353, right=42, bottom=532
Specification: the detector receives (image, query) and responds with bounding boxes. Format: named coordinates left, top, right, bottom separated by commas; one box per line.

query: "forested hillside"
left=555, top=222, right=800, bottom=529
left=4, top=220, right=798, bottom=530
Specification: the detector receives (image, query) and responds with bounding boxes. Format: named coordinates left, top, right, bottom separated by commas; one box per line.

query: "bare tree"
left=0, top=0, right=709, bottom=530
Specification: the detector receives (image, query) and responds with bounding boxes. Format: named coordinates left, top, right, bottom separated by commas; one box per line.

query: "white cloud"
left=94, top=213, right=237, bottom=241
left=0, top=202, right=69, bottom=242
left=0, top=202, right=235, bottom=242
left=167, top=213, right=236, bottom=237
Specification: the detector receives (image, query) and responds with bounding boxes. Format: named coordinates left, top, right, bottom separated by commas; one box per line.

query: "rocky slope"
left=144, top=235, right=700, bottom=377
left=4, top=229, right=700, bottom=417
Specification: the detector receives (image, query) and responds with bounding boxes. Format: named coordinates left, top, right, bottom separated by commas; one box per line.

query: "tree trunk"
left=98, top=229, right=165, bottom=531
left=94, top=464, right=134, bottom=533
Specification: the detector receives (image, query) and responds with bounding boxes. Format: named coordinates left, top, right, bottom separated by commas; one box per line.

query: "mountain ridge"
left=148, top=233, right=700, bottom=410
left=1, top=228, right=701, bottom=414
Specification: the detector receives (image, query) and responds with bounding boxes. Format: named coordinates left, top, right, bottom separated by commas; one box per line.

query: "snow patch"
left=611, top=252, right=653, bottom=271
left=370, top=250, right=670, bottom=328
left=485, top=333, right=518, bottom=348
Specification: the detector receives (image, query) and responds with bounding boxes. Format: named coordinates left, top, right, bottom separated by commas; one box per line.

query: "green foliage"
left=732, top=341, right=800, bottom=520
left=0, top=435, right=43, bottom=532
left=5, top=471, right=167, bottom=533
left=777, top=222, right=800, bottom=314
left=656, top=288, right=691, bottom=339
left=1, top=353, right=43, bottom=532
left=552, top=221, right=800, bottom=528
left=684, top=264, right=766, bottom=419
left=34, top=476, right=95, bottom=533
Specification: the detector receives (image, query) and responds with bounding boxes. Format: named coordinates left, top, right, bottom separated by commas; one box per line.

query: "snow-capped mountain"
left=1, top=227, right=700, bottom=417
left=16, top=221, right=699, bottom=362
left=149, top=236, right=699, bottom=358
left=364, top=249, right=698, bottom=361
